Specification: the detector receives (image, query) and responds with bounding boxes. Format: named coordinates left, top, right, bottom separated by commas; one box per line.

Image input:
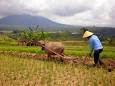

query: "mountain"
left=0, top=15, right=78, bottom=28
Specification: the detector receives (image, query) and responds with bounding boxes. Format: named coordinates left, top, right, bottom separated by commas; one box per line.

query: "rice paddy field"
left=0, top=39, right=115, bottom=86
left=0, top=54, right=115, bottom=86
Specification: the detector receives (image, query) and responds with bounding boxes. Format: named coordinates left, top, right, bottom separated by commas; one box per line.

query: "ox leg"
left=60, top=50, right=64, bottom=62
left=47, top=54, right=51, bottom=60
left=61, top=49, right=64, bottom=56
left=61, top=53, right=64, bottom=56
left=60, top=56, right=64, bottom=62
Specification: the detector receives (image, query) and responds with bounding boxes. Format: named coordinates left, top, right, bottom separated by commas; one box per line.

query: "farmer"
left=83, top=31, right=104, bottom=66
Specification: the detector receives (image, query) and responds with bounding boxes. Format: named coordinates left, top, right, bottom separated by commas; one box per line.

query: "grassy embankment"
left=0, top=41, right=115, bottom=59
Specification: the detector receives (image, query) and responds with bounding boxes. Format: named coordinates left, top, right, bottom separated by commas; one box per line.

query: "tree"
left=106, top=36, right=113, bottom=45
left=18, top=25, right=49, bottom=46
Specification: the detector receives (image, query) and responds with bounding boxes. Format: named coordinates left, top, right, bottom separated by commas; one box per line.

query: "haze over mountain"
left=0, top=15, right=78, bottom=28
left=0, top=14, right=115, bottom=36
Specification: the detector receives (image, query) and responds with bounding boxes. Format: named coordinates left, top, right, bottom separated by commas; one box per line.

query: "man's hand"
left=89, top=49, right=93, bottom=57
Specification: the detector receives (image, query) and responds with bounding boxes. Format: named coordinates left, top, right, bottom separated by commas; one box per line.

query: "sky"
left=0, top=0, right=115, bottom=27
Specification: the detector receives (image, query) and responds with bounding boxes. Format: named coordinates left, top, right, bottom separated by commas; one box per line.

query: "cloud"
left=0, top=0, right=25, bottom=17
left=47, top=0, right=95, bottom=16
left=109, top=4, right=115, bottom=25
left=0, top=0, right=115, bottom=27
left=48, top=0, right=115, bottom=27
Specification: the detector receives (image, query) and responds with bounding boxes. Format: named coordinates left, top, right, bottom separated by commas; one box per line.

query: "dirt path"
left=0, top=51, right=115, bottom=70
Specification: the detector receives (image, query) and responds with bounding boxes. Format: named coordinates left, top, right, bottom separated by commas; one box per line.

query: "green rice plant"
left=0, top=45, right=43, bottom=53
left=0, top=40, right=115, bottom=58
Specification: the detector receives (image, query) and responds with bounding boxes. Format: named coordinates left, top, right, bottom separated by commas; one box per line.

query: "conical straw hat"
left=83, top=31, right=93, bottom=38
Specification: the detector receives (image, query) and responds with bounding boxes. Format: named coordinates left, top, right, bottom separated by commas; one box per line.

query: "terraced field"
left=0, top=38, right=115, bottom=86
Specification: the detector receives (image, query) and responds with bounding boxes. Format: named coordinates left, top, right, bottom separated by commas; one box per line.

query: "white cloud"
left=47, top=0, right=94, bottom=16
left=0, top=0, right=115, bottom=27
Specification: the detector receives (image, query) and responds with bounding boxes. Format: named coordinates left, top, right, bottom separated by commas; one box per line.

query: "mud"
left=103, top=59, right=115, bottom=69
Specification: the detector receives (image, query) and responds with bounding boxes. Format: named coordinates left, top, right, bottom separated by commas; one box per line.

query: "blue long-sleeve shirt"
left=88, top=35, right=103, bottom=52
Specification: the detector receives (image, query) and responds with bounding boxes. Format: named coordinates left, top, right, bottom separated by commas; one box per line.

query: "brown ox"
left=39, top=41, right=64, bottom=58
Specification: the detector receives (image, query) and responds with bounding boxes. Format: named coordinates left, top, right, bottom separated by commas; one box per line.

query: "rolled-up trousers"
left=94, top=49, right=103, bottom=65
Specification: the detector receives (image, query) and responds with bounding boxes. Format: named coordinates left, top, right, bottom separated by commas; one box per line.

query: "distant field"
left=0, top=43, right=115, bottom=59
left=0, top=54, right=114, bottom=86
